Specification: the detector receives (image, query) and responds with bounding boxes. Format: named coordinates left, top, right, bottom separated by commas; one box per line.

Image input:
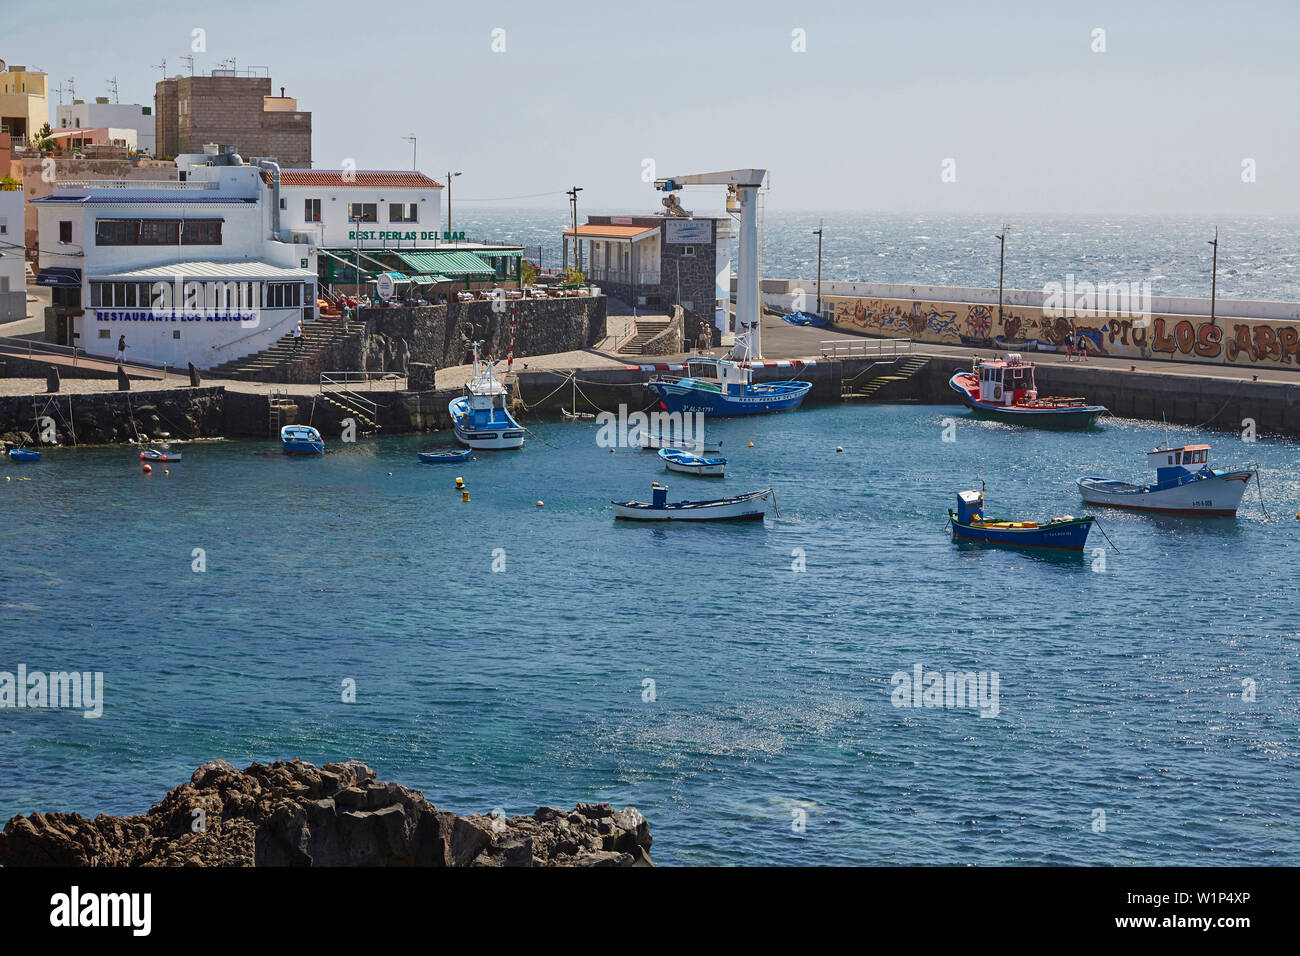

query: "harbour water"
left=3, top=405, right=1298, bottom=864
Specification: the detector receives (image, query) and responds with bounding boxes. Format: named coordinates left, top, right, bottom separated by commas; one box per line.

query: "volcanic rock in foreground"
left=0, top=759, right=652, bottom=867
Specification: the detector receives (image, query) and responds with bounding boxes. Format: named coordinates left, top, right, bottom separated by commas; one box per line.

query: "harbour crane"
left=653, top=168, right=767, bottom=360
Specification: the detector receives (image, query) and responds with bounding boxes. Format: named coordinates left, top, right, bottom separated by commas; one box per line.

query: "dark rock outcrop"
left=0, top=759, right=652, bottom=868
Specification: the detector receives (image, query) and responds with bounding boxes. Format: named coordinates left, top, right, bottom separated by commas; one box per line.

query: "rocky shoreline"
left=0, top=759, right=652, bottom=867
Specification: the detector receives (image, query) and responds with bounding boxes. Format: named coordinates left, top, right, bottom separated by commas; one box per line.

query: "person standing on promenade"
left=114, top=335, right=127, bottom=363
left=1064, top=329, right=1075, bottom=361
left=293, top=320, right=303, bottom=350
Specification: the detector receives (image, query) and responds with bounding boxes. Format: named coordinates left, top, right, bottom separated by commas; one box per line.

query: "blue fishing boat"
left=658, top=447, right=726, bottom=476
left=8, top=448, right=41, bottom=462
left=612, top=482, right=774, bottom=521
left=649, top=358, right=810, bottom=416
left=280, top=425, right=324, bottom=456
left=418, top=449, right=471, bottom=463
left=949, top=488, right=1095, bottom=550
left=1077, top=442, right=1256, bottom=516
left=449, top=342, right=526, bottom=450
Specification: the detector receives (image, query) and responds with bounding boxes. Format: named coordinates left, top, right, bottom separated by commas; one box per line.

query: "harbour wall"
left=0, top=387, right=226, bottom=446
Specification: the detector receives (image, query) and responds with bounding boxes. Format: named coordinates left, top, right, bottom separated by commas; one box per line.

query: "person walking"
left=1064, top=329, right=1074, bottom=362
left=293, top=320, right=303, bottom=350
left=114, top=334, right=127, bottom=363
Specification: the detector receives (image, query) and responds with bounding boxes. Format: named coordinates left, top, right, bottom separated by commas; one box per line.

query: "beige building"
left=154, top=73, right=310, bottom=166
left=0, top=61, right=49, bottom=148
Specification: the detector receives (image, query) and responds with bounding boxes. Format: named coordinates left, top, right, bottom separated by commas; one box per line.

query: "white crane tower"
left=653, top=168, right=767, bottom=361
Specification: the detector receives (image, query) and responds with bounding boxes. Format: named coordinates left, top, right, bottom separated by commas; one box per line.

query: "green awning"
left=410, top=274, right=449, bottom=285
left=396, top=250, right=496, bottom=277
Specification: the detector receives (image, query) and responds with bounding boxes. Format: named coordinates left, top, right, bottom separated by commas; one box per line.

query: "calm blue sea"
left=2, top=406, right=1298, bottom=864
left=456, top=209, right=1300, bottom=303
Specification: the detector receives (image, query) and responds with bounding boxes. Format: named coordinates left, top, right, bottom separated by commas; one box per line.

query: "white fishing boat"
left=612, top=482, right=773, bottom=521
left=1077, top=443, right=1256, bottom=516
left=658, top=447, right=726, bottom=477
left=562, top=408, right=595, bottom=421
left=449, top=342, right=526, bottom=450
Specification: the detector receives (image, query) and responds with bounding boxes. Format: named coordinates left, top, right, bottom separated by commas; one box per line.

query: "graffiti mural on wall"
left=828, top=295, right=1300, bottom=368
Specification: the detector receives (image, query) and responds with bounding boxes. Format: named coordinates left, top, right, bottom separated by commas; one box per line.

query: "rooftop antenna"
left=402, top=133, right=417, bottom=170
left=67, top=76, right=76, bottom=102
left=181, top=55, right=194, bottom=76
left=53, top=79, right=69, bottom=106
left=107, top=76, right=119, bottom=103
left=152, top=58, right=166, bottom=80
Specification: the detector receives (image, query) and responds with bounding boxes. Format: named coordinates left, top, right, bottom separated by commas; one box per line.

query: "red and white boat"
left=949, top=354, right=1106, bottom=429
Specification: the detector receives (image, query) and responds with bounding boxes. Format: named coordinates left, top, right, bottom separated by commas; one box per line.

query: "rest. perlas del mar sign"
left=348, top=230, right=466, bottom=241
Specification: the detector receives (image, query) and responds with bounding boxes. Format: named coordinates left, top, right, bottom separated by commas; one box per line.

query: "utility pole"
left=402, top=134, right=416, bottom=170
left=995, top=224, right=1009, bottom=330
left=1208, top=227, right=1219, bottom=329
left=445, top=170, right=461, bottom=239
left=813, top=219, right=824, bottom=317
left=566, top=186, right=583, bottom=274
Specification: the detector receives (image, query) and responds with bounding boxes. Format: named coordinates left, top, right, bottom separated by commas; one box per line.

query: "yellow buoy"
left=462, top=490, right=470, bottom=502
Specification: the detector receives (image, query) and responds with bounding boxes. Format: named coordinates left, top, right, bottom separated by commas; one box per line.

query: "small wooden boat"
left=561, top=408, right=596, bottom=421
left=281, top=425, right=324, bottom=455
left=1077, top=443, right=1256, bottom=516
left=418, top=449, right=471, bottom=463
left=658, top=447, right=726, bottom=477
left=8, top=448, right=41, bottom=462
left=612, top=482, right=773, bottom=521
left=140, top=447, right=182, bottom=462
left=650, top=358, right=810, bottom=416
left=949, top=489, right=1094, bottom=550
left=949, top=353, right=1106, bottom=429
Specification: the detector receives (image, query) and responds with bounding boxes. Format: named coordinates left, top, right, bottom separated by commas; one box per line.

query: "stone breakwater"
left=0, top=758, right=653, bottom=867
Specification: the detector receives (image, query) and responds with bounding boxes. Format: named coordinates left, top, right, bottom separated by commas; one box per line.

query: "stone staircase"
left=842, top=357, right=930, bottom=400
left=618, top=317, right=672, bottom=355
left=208, top=314, right=356, bottom=382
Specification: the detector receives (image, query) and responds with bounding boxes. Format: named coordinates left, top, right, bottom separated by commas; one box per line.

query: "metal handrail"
left=820, top=337, right=914, bottom=359
left=0, top=334, right=177, bottom=378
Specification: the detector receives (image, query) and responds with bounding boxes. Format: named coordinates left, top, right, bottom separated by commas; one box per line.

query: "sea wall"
left=820, top=293, right=1300, bottom=370
left=0, top=386, right=225, bottom=446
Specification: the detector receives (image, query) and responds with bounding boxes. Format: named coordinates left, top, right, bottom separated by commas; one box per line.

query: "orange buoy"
left=142, top=464, right=152, bottom=473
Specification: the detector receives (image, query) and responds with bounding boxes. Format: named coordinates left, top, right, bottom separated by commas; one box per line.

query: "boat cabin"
left=1146, top=444, right=1210, bottom=483
left=976, top=354, right=1038, bottom=406
left=955, top=490, right=984, bottom=523
left=684, top=359, right=752, bottom=395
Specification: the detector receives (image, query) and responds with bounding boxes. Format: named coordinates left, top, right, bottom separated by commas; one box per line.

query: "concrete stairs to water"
left=618, top=318, right=672, bottom=355
left=208, top=314, right=355, bottom=382
left=842, top=356, right=930, bottom=400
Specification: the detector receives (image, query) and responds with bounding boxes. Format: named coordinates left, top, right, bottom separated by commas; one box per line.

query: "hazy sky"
left=9, top=0, right=1298, bottom=214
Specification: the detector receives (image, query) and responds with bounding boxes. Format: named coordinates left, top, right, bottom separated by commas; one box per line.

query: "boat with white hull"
left=449, top=342, right=526, bottom=450
left=1077, top=443, right=1256, bottom=516
left=658, top=447, right=726, bottom=476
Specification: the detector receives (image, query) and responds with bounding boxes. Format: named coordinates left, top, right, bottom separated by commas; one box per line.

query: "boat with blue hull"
left=950, top=354, right=1106, bottom=429
left=650, top=359, right=810, bottom=416
left=658, top=447, right=726, bottom=477
left=1077, top=443, right=1256, bottom=516
left=949, top=489, right=1095, bottom=550
left=449, top=342, right=526, bottom=450
left=8, top=448, right=41, bottom=462
left=281, top=425, right=324, bottom=455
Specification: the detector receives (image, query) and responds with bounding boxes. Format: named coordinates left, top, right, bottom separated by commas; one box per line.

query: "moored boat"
left=637, top=431, right=723, bottom=454
left=612, top=482, right=772, bottom=521
left=658, top=447, right=726, bottom=477
left=418, top=449, right=471, bottom=463
left=949, top=353, right=1106, bottom=429
left=449, top=342, right=526, bottom=450
left=140, top=447, right=182, bottom=462
left=281, top=425, right=324, bottom=455
left=1077, top=443, right=1256, bottom=516
left=949, top=488, right=1095, bottom=550
left=8, top=448, right=41, bottom=462
left=650, top=358, right=810, bottom=416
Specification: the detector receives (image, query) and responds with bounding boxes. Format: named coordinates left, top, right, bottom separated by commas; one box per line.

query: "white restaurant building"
left=34, top=161, right=317, bottom=369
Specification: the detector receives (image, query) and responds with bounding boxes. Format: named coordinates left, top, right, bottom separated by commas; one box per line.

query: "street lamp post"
left=1208, top=227, right=1219, bottom=329
left=813, top=219, right=824, bottom=317
left=566, top=186, right=583, bottom=274
left=445, top=170, right=462, bottom=239
left=994, top=224, right=1009, bottom=331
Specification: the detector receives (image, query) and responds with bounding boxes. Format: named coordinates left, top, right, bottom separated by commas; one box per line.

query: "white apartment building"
left=274, top=169, right=443, bottom=249
left=57, top=100, right=156, bottom=156
left=0, top=186, right=26, bottom=321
